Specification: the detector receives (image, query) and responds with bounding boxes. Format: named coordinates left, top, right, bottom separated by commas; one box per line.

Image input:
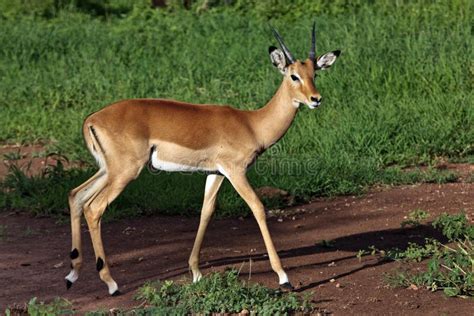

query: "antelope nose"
left=311, top=96, right=322, bottom=103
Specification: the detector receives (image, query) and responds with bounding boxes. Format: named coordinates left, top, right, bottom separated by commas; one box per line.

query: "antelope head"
left=269, top=23, right=340, bottom=109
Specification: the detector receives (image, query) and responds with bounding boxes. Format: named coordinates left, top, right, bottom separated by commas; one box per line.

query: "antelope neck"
left=251, top=80, right=299, bottom=149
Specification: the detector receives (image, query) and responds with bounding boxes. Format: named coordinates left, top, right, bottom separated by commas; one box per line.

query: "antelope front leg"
left=225, top=170, right=292, bottom=290
left=189, top=174, right=224, bottom=282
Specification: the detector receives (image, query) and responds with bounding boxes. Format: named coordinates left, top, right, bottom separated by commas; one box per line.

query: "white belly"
left=150, top=147, right=214, bottom=173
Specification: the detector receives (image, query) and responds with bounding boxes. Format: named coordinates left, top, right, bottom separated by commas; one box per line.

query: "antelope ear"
left=269, top=46, right=287, bottom=75
left=316, top=50, right=341, bottom=70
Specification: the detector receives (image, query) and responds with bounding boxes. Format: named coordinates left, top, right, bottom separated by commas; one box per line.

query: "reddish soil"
left=0, top=144, right=86, bottom=178
left=1, top=178, right=473, bottom=314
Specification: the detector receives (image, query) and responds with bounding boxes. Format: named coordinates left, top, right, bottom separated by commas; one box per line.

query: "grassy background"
left=0, top=0, right=472, bottom=217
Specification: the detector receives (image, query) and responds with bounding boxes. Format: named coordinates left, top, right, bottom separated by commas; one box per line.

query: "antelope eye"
left=290, top=75, right=300, bottom=82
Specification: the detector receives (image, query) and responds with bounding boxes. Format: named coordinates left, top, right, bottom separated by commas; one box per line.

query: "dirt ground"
left=0, top=177, right=472, bottom=314
left=0, top=144, right=85, bottom=177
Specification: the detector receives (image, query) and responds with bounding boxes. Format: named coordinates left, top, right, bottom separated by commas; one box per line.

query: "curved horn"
left=309, top=21, right=316, bottom=64
left=271, top=26, right=295, bottom=64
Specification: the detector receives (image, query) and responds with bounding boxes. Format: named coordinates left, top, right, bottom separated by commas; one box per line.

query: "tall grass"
left=0, top=1, right=472, bottom=216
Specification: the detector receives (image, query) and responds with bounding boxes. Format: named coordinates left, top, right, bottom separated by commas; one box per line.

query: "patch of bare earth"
left=0, top=144, right=86, bottom=178
left=1, top=146, right=473, bottom=314
left=0, top=177, right=472, bottom=314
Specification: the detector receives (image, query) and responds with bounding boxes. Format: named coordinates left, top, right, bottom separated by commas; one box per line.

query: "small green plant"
left=385, top=212, right=474, bottom=297
left=31, top=151, right=47, bottom=158
left=356, top=245, right=387, bottom=262
left=386, top=239, right=474, bottom=297
left=433, top=212, right=474, bottom=241
left=386, top=239, right=439, bottom=262
left=401, top=209, right=430, bottom=228
left=3, top=150, right=23, bottom=161
left=356, top=249, right=368, bottom=261
left=135, top=270, right=314, bottom=314
left=357, top=241, right=438, bottom=263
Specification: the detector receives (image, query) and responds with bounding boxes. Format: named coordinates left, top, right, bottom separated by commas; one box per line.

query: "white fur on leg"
left=192, top=270, right=202, bottom=283
left=107, top=280, right=118, bottom=295
left=65, top=269, right=79, bottom=283
left=278, top=272, right=289, bottom=285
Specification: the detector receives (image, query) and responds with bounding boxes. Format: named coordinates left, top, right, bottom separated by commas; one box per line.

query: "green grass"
left=0, top=1, right=472, bottom=216
left=0, top=161, right=459, bottom=218
left=358, top=212, right=474, bottom=298
left=401, top=209, right=430, bottom=228
left=387, top=238, right=474, bottom=297
left=356, top=210, right=474, bottom=298
left=2, top=150, right=23, bottom=161
left=134, top=270, right=314, bottom=314
left=5, top=271, right=314, bottom=315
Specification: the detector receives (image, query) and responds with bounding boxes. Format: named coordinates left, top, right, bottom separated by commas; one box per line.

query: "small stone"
left=122, top=226, right=136, bottom=235
left=408, top=284, right=419, bottom=291
left=330, top=278, right=336, bottom=283
left=53, top=262, right=64, bottom=269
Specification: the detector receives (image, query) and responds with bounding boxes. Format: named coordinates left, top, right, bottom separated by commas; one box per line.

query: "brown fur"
left=66, top=56, right=330, bottom=294
left=84, top=59, right=319, bottom=172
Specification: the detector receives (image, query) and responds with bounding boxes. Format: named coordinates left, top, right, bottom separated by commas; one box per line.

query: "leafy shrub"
left=135, top=270, right=314, bottom=314
left=0, top=161, right=84, bottom=216
left=433, top=213, right=474, bottom=241
left=386, top=239, right=440, bottom=262
left=385, top=213, right=474, bottom=297
left=401, top=209, right=430, bottom=228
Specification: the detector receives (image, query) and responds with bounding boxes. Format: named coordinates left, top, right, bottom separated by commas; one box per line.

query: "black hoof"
left=279, top=282, right=294, bottom=292
left=111, top=290, right=121, bottom=296
left=66, top=280, right=73, bottom=290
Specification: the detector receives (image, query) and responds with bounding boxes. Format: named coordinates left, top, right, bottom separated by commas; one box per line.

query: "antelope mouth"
left=307, top=102, right=321, bottom=109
